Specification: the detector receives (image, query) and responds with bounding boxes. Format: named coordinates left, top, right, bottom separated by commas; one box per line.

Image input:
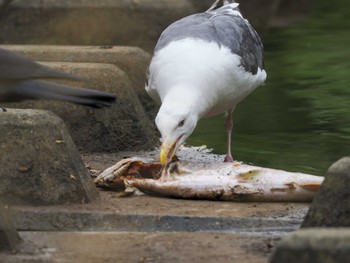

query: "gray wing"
left=0, top=48, right=116, bottom=108
left=0, top=80, right=116, bottom=108
left=155, top=5, right=264, bottom=75
left=0, top=48, right=81, bottom=80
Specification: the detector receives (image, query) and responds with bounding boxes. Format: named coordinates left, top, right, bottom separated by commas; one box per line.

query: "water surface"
left=188, top=1, right=350, bottom=175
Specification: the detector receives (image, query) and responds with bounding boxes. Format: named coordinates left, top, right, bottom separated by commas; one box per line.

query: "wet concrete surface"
left=3, top=231, right=278, bottom=263
left=2, top=149, right=311, bottom=262
left=8, top=191, right=309, bottom=263
left=13, top=192, right=308, bottom=232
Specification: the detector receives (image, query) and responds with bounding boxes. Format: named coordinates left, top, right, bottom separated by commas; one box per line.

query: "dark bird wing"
left=0, top=80, right=116, bottom=108
left=0, top=48, right=81, bottom=80
left=0, top=48, right=116, bottom=107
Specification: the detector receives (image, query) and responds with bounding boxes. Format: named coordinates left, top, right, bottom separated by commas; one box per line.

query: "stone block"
left=2, top=61, right=157, bottom=152
left=0, top=45, right=158, bottom=117
left=0, top=0, right=274, bottom=52
left=0, top=109, right=98, bottom=205
left=0, top=0, right=196, bottom=52
left=302, top=157, right=350, bottom=227
left=270, top=228, right=350, bottom=263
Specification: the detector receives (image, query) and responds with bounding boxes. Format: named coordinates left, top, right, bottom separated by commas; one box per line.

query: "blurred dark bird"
left=0, top=48, right=116, bottom=108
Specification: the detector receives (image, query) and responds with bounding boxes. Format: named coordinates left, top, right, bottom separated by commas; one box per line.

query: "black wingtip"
left=0, top=79, right=117, bottom=108
left=81, top=95, right=116, bottom=108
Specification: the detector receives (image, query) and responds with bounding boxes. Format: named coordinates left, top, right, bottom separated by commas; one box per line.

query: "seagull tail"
left=223, top=0, right=237, bottom=4
left=206, top=0, right=239, bottom=12
left=206, top=0, right=220, bottom=12
left=223, top=0, right=240, bottom=10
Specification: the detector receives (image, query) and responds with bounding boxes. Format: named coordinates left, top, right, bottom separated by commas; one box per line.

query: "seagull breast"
left=146, top=3, right=267, bottom=118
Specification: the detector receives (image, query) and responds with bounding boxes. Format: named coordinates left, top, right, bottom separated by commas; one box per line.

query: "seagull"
left=0, top=48, right=116, bottom=108
left=146, top=0, right=267, bottom=166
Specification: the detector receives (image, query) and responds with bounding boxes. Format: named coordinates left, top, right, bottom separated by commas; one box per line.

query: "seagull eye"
left=178, top=119, right=185, bottom=127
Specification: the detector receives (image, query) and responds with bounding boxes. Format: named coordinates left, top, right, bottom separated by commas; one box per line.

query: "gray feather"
left=0, top=48, right=82, bottom=81
left=154, top=3, right=264, bottom=75
left=0, top=48, right=116, bottom=108
left=0, top=80, right=115, bottom=108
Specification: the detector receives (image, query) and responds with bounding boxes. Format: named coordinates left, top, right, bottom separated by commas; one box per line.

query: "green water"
left=188, top=1, right=350, bottom=175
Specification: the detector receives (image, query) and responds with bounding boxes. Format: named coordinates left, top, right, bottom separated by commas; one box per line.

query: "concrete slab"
left=0, top=109, right=98, bottom=205
left=1, top=149, right=312, bottom=262
left=2, top=231, right=278, bottom=263
left=2, top=191, right=310, bottom=262
left=0, top=0, right=197, bottom=52
left=12, top=192, right=309, bottom=232
left=2, top=62, right=157, bottom=152
left=0, top=0, right=278, bottom=53
left=271, top=228, right=350, bottom=263
left=1, top=45, right=150, bottom=96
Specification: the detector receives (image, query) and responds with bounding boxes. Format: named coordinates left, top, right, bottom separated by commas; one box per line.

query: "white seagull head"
left=156, top=102, right=198, bottom=166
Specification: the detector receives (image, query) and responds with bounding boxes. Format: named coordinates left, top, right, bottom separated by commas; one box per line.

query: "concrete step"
left=2, top=61, right=157, bottom=152
left=0, top=109, right=98, bottom=205
left=12, top=192, right=309, bottom=232
left=2, top=230, right=276, bottom=263
left=3, top=192, right=310, bottom=262
left=1, top=149, right=312, bottom=262
left=0, top=45, right=153, bottom=113
left=0, top=0, right=277, bottom=52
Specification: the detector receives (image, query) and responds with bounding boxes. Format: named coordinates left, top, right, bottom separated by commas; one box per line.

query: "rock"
left=302, top=156, right=350, bottom=227
left=2, top=62, right=157, bottom=152
left=0, top=109, right=98, bottom=205
left=270, top=228, right=350, bottom=263
left=0, top=45, right=158, bottom=118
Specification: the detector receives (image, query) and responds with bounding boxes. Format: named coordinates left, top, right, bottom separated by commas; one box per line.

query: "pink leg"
left=224, top=108, right=234, bottom=162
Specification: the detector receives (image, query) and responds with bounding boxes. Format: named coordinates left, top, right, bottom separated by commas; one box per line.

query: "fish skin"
left=95, top=158, right=324, bottom=202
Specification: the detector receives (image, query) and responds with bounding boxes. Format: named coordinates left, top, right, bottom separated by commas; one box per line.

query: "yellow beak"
left=160, top=141, right=176, bottom=166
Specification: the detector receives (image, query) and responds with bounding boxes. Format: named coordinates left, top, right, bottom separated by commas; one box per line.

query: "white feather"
left=147, top=38, right=266, bottom=118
